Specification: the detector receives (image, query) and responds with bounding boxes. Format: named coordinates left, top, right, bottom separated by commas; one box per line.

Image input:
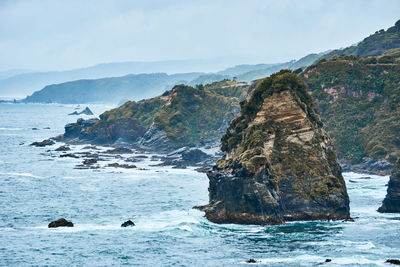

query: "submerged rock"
left=55, top=145, right=70, bottom=151
left=105, top=147, right=133, bottom=154
left=30, top=139, right=55, bottom=147
left=198, top=70, right=350, bottom=225
left=48, top=218, right=74, bottom=228
left=121, top=220, right=135, bottom=227
left=378, top=158, right=400, bottom=213
left=106, top=163, right=136, bottom=169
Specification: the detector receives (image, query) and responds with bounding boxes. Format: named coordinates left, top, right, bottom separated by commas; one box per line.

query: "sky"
left=0, top=0, right=399, bottom=72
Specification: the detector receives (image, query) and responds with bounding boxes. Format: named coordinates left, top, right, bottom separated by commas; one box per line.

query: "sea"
left=0, top=103, right=399, bottom=266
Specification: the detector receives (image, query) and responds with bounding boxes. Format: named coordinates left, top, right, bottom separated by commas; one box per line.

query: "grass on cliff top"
left=84, top=80, right=246, bottom=147
left=154, top=84, right=241, bottom=147
left=221, top=69, right=321, bottom=153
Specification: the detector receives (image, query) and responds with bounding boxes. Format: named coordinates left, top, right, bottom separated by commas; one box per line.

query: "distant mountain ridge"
left=22, top=53, right=327, bottom=104
left=24, top=72, right=202, bottom=104
left=0, top=58, right=240, bottom=98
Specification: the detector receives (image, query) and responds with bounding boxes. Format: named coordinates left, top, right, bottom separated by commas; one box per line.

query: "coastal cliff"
left=378, top=158, right=400, bottom=213
left=200, top=70, right=350, bottom=225
left=58, top=80, right=249, bottom=151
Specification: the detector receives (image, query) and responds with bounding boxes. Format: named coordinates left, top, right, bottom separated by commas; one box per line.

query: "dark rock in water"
left=43, top=127, right=51, bottom=129
left=48, top=218, right=74, bottom=228
left=60, top=153, right=79, bottom=158
left=246, top=259, right=257, bottom=263
left=55, top=145, right=70, bottom=151
left=69, top=106, right=94, bottom=116
left=32, top=127, right=39, bottom=130
left=107, top=163, right=136, bottom=169
left=30, top=139, right=55, bottom=147
left=105, top=147, right=133, bottom=154
left=378, top=158, right=400, bottom=213
left=325, top=259, right=332, bottom=262
left=121, top=220, right=135, bottom=227
left=386, top=259, right=400, bottom=265
left=83, top=158, right=97, bottom=165
left=198, top=71, right=350, bottom=225
left=181, top=149, right=209, bottom=164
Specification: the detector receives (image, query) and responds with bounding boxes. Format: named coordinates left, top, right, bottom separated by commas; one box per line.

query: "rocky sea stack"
left=199, top=70, right=350, bottom=225
left=378, top=158, right=400, bottom=213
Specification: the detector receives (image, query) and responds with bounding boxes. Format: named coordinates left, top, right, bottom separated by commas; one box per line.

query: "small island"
left=198, top=70, right=350, bottom=225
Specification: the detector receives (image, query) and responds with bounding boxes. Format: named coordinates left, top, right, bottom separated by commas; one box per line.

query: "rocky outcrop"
left=48, top=218, right=74, bottom=228
left=30, top=139, right=55, bottom=147
left=199, top=70, right=350, bottom=225
left=69, top=107, right=94, bottom=115
left=57, top=81, right=248, bottom=152
left=378, top=158, right=400, bottom=213
left=121, top=220, right=135, bottom=227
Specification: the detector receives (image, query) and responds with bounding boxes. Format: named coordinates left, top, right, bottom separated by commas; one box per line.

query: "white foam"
left=0, top=172, right=43, bottom=178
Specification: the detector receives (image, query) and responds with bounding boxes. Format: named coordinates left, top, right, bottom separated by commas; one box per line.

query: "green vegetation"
left=325, top=19, right=400, bottom=58
left=80, top=80, right=249, bottom=147
left=220, top=70, right=320, bottom=154
left=214, top=70, right=345, bottom=201
left=302, top=54, right=400, bottom=163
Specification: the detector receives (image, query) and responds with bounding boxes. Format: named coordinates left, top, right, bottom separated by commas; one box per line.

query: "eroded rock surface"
left=378, top=158, right=400, bottom=213
left=199, top=70, right=350, bottom=225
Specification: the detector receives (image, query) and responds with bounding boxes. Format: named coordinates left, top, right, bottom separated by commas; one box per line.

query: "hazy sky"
left=1, top=0, right=399, bottom=71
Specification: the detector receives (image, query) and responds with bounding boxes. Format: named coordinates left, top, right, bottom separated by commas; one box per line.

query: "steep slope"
left=199, top=70, right=350, bottom=225
left=325, top=19, right=400, bottom=58
left=301, top=54, right=400, bottom=168
left=24, top=73, right=201, bottom=104
left=379, top=158, right=400, bottom=213
left=60, top=80, right=249, bottom=150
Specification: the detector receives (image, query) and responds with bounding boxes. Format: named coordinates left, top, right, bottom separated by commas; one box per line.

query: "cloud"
left=0, top=0, right=399, bottom=71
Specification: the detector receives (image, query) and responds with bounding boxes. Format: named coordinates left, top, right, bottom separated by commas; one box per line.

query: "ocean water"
left=0, top=103, right=399, bottom=266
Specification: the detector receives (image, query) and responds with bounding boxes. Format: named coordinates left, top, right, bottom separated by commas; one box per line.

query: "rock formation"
left=199, top=70, right=350, bottom=225
left=121, top=220, right=135, bottom=227
left=69, top=106, right=94, bottom=115
left=30, top=139, right=55, bottom=147
left=378, top=158, right=400, bottom=213
left=48, top=218, right=74, bottom=228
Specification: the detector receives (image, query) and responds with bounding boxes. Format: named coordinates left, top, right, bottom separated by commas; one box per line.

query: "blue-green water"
left=0, top=103, right=399, bottom=266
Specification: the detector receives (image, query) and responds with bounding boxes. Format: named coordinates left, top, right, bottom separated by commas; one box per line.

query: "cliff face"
left=302, top=54, right=400, bottom=170
left=60, top=81, right=248, bottom=151
left=378, top=158, right=400, bottom=213
left=201, top=70, right=350, bottom=225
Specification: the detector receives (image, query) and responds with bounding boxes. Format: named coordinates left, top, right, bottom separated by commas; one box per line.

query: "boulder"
left=181, top=149, right=209, bottom=165
left=107, top=163, right=136, bottom=169
left=55, top=145, right=70, bottom=151
left=121, top=220, right=135, bottom=227
left=387, top=259, right=400, bottom=265
left=198, top=70, right=350, bottom=225
left=30, top=139, right=55, bottom=147
left=378, top=158, right=400, bottom=213
left=48, top=218, right=74, bottom=228
left=83, top=158, right=97, bottom=165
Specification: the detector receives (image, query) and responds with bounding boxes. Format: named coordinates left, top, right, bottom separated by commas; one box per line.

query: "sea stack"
left=378, top=158, right=400, bottom=213
left=199, top=70, right=350, bottom=225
